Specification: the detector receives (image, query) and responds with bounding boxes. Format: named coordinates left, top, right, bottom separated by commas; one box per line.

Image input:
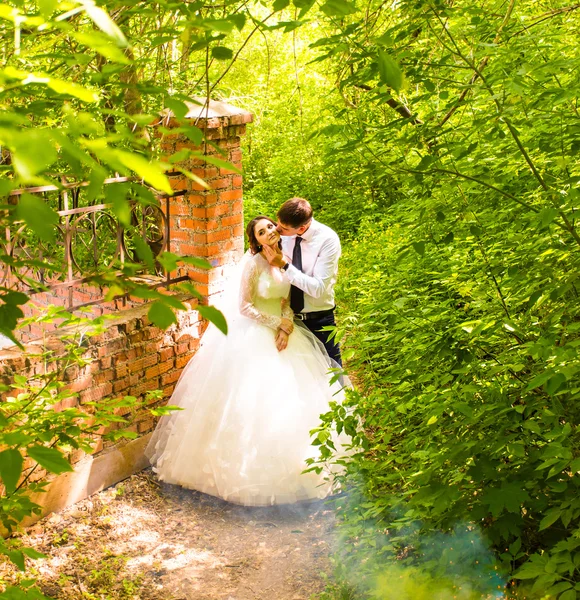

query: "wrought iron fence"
left=2, top=175, right=189, bottom=309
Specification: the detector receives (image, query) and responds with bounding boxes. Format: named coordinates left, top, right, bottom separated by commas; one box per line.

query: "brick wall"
left=159, top=101, right=251, bottom=299
left=9, top=99, right=253, bottom=342
left=0, top=99, right=253, bottom=505
left=16, top=282, right=147, bottom=343
left=0, top=296, right=203, bottom=485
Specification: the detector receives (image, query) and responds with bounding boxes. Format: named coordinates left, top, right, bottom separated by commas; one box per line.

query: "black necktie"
left=290, top=237, right=304, bottom=314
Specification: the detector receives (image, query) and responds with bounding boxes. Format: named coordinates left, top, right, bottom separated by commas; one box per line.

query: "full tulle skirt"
left=146, top=316, right=348, bottom=506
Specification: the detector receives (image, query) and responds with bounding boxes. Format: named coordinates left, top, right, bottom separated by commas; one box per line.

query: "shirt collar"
left=299, top=218, right=318, bottom=242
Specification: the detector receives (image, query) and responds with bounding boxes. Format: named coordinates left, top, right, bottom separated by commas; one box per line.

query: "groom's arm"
left=284, top=237, right=341, bottom=299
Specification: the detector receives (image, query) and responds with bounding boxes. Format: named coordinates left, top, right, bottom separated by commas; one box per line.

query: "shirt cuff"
left=284, top=264, right=300, bottom=282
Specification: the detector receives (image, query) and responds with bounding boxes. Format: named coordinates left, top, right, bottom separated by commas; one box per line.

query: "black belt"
left=294, top=307, right=335, bottom=321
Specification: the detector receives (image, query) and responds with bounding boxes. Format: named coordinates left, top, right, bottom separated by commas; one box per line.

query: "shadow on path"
left=5, top=469, right=337, bottom=600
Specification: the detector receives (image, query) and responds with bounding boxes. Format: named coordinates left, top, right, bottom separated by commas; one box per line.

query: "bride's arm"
left=280, top=296, right=294, bottom=335
left=238, top=258, right=284, bottom=331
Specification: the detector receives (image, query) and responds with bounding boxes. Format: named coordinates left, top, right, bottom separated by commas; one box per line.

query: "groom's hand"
left=262, top=244, right=286, bottom=268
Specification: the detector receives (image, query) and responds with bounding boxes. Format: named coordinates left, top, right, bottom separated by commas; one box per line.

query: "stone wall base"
left=2, top=434, right=151, bottom=534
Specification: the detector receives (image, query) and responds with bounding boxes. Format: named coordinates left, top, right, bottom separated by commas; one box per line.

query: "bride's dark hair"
left=246, top=215, right=282, bottom=255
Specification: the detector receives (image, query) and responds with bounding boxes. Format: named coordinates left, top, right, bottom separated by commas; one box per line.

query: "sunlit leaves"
left=165, top=97, right=189, bottom=119
left=211, top=46, right=234, bottom=60
left=26, top=446, right=74, bottom=475
left=132, top=234, right=156, bottom=272
left=0, top=449, right=23, bottom=494
left=377, top=50, right=403, bottom=92
left=197, top=304, right=227, bottom=335
left=191, top=153, right=241, bottom=173
left=82, top=1, right=128, bottom=47
left=7, top=129, right=58, bottom=179
left=38, top=0, right=58, bottom=19
left=15, top=193, right=59, bottom=242
left=148, top=301, right=177, bottom=329
left=72, top=31, right=130, bottom=63
left=273, top=0, right=290, bottom=11
left=2, top=66, right=99, bottom=102
left=319, top=0, right=357, bottom=17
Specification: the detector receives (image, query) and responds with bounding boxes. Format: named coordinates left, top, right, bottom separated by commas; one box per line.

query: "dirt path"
left=8, top=469, right=338, bottom=600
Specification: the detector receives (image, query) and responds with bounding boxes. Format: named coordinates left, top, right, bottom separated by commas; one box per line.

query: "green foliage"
left=293, top=0, right=580, bottom=596
left=0, top=310, right=163, bottom=597
left=1, top=0, right=579, bottom=597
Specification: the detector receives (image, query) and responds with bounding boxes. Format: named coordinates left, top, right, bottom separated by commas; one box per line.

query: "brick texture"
left=1, top=99, right=253, bottom=491
left=0, top=298, right=203, bottom=485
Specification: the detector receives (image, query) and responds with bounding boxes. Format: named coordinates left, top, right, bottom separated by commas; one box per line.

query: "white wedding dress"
left=146, top=252, right=349, bottom=506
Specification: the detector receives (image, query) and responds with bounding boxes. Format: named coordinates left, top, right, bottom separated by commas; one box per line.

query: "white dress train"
left=146, top=252, right=348, bottom=506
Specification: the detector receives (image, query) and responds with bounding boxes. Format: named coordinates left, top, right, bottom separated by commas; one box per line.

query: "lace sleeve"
left=281, top=295, right=293, bottom=321
left=239, top=258, right=283, bottom=331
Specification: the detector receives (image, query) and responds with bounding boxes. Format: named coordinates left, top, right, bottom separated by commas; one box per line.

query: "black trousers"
left=300, top=311, right=342, bottom=367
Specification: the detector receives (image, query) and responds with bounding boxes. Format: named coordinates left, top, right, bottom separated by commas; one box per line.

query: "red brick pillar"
left=157, top=99, right=253, bottom=300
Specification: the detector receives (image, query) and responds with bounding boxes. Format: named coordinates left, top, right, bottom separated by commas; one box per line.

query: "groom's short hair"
left=278, top=198, right=313, bottom=228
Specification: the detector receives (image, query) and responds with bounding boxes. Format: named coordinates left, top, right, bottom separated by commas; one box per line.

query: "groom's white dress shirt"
left=281, top=218, right=341, bottom=313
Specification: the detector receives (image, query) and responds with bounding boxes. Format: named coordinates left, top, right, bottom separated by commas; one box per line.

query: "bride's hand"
left=275, top=329, right=289, bottom=352
left=280, top=317, right=294, bottom=335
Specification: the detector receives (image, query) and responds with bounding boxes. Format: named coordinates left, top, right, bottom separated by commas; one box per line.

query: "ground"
left=4, top=469, right=339, bottom=600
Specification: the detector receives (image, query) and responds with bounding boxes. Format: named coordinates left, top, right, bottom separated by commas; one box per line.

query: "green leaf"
left=293, top=0, right=316, bottom=17
left=48, top=78, right=100, bottom=102
left=412, top=241, right=425, bottom=256
left=5, top=550, right=25, bottom=571
left=10, top=130, right=57, bottom=179
left=483, top=481, right=529, bottom=517
left=539, top=509, right=562, bottom=531
left=181, top=256, right=212, bottom=269
left=21, top=547, right=47, bottom=560
left=3, top=66, right=99, bottom=102
left=132, top=235, right=156, bottom=271
left=526, top=371, right=554, bottom=392
left=546, top=373, right=566, bottom=395
left=159, top=295, right=187, bottom=311
left=165, top=98, right=189, bottom=120
left=114, top=151, right=172, bottom=194
left=320, top=0, right=357, bottom=17
left=273, top=0, right=290, bottom=10
left=15, top=194, right=59, bottom=243
left=0, top=449, right=23, bottom=494
left=377, top=50, right=403, bottom=92
left=38, top=0, right=58, bottom=18
left=105, top=183, right=130, bottom=228
left=539, top=207, right=559, bottom=227
left=229, top=14, right=246, bottom=31
left=148, top=301, right=177, bottom=329
left=2, top=291, right=29, bottom=307
left=190, top=153, right=241, bottom=174
left=509, top=537, right=522, bottom=556
left=26, top=446, right=74, bottom=475
left=157, top=252, right=179, bottom=272
left=204, top=19, right=235, bottom=33
left=84, top=3, right=129, bottom=47
left=560, top=590, right=577, bottom=600
left=0, top=304, right=24, bottom=333
left=198, top=305, right=228, bottom=335
left=211, top=46, right=234, bottom=60
left=514, top=558, right=547, bottom=579
left=73, top=32, right=131, bottom=64
left=546, top=582, right=572, bottom=596
left=182, top=125, right=204, bottom=145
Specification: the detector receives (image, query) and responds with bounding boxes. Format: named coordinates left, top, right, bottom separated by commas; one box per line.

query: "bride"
left=146, top=215, right=349, bottom=506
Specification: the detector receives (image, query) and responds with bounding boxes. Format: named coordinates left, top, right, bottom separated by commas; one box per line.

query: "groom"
left=262, top=197, right=342, bottom=366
